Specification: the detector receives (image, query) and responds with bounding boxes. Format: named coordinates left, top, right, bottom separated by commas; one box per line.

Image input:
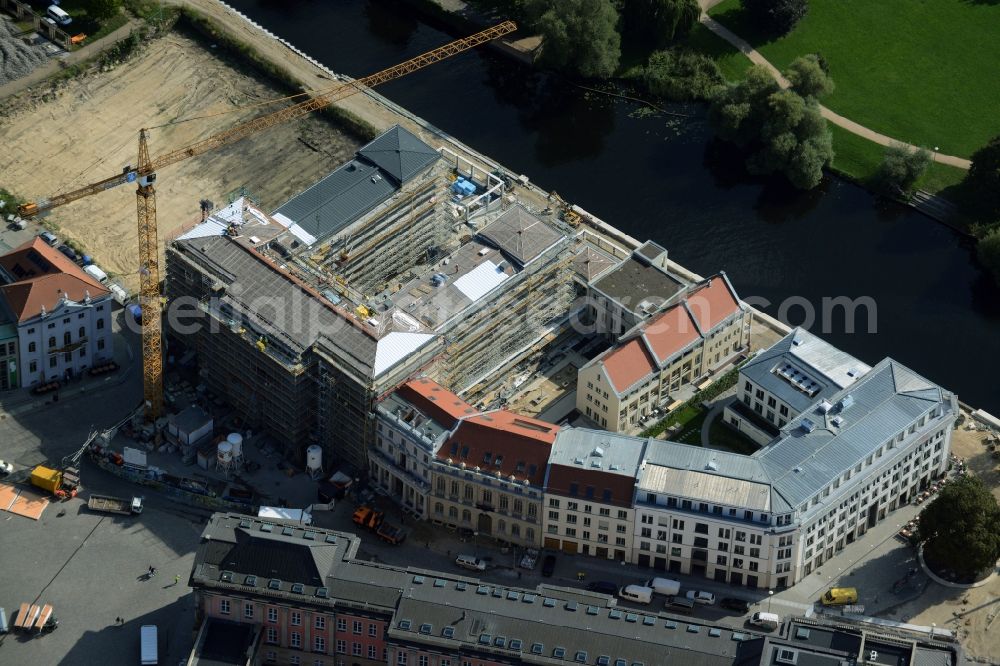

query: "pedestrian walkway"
left=0, top=18, right=140, bottom=101
left=698, top=15, right=971, bottom=170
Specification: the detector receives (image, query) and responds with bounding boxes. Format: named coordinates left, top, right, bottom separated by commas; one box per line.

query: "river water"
left=227, top=0, right=1000, bottom=412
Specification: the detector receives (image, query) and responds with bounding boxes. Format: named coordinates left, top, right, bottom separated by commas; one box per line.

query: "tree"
left=741, top=0, right=808, bottom=38
left=643, top=49, right=725, bottom=102
left=708, top=63, right=833, bottom=189
left=978, top=228, right=1000, bottom=287
left=875, top=144, right=931, bottom=197
left=85, top=0, right=123, bottom=21
left=526, top=0, right=621, bottom=78
left=916, top=476, right=1000, bottom=580
left=785, top=54, right=834, bottom=99
left=623, top=0, right=702, bottom=51
left=963, top=135, right=1000, bottom=223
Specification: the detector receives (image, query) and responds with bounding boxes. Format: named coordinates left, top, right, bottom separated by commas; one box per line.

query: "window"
left=266, top=627, right=278, bottom=644
left=397, top=653, right=407, bottom=665
left=352, top=620, right=362, bottom=634
left=48, top=336, right=56, bottom=348
left=29, top=361, right=37, bottom=373
left=28, top=341, right=36, bottom=353
left=64, top=332, right=71, bottom=345
left=219, top=599, right=230, bottom=615
left=291, top=611, right=302, bottom=626
left=368, top=645, right=377, bottom=659
left=336, top=640, right=346, bottom=654
left=290, top=632, right=301, bottom=649
left=243, top=602, right=254, bottom=619
left=336, top=618, right=347, bottom=631
left=80, top=346, right=86, bottom=358
left=96, top=318, right=104, bottom=330
left=315, top=615, right=326, bottom=630
left=97, top=339, right=105, bottom=350
left=352, top=642, right=362, bottom=656
left=268, top=608, right=278, bottom=623
left=368, top=623, right=377, bottom=637
left=314, top=636, right=326, bottom=653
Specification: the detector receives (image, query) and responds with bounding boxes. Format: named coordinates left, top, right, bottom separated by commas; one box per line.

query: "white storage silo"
left=226, top=432, right=243, bottom=459
left=306, top=445, right=323, bottom=474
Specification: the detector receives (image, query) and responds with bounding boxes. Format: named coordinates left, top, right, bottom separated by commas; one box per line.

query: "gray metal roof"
left=741, top=328, right=871, bottom=414
left=477, top=205, right=565, bottom=268
left=591, top=254, right=685, bottom=314
left=757, top=359, right=948, bottom=512
left=548, top=428, right=648, bottom=478
left=174, top=235, right=376, bottom=372
left=357, top=124, right=440, bottom=184
left=273, top=156, right=398, bottom=241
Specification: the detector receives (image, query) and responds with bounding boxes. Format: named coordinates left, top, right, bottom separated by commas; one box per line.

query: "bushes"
left=978, top=228, right=1000, bottom=287
left=643, top=49, right=726, bottom=102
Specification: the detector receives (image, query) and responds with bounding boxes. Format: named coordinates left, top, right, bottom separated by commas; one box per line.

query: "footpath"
left=697, top=15, right=971, bottom=170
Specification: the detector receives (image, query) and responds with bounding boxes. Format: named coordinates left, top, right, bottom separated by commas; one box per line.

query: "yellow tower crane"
left=18, top=21, right=516, bottom=420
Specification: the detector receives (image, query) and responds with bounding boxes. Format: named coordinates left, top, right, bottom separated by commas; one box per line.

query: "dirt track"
left=0, top=30, right=360, bottom=287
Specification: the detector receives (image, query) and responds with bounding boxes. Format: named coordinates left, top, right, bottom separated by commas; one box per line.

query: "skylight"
left=260, top=523, right=274, bottom=533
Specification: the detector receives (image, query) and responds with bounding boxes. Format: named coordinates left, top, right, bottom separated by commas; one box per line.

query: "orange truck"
left=352, top=506, right=383, bottom=530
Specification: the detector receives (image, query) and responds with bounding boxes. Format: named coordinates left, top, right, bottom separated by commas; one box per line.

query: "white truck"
left=645, top=577, right=681, bottom=596
left=87, top=494, right=143, bottom=515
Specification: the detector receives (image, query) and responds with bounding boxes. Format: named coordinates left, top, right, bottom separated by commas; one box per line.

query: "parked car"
left=454, top=554, right=486, bottom=572
left=0, top=459, right=13, bottom=476
left=586, top=580, right=618, bottom=595
left=541, top=554, right=556, bottom=577
left=57, top=244, right=77, bottom=261
left=685, top=590, right=716, bottom=605
left=719, top=597, right=751, bottom=613
left=749, top=611, right=781, bottom=631
left=38, top=231, right=58, bottom=246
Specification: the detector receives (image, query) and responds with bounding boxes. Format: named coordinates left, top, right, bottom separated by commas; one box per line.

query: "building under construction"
left=165, top=125, right=577, bottom=470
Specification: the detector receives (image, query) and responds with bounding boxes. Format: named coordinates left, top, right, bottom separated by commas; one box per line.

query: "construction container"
left=29, top=466, right=62, bottom=494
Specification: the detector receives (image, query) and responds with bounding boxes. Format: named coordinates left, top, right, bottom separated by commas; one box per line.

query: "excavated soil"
left=0, top=31, right=360, bottom=288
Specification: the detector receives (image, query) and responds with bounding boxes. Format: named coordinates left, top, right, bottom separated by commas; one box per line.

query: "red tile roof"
left=0, top=238, right=108, bottom=322
left=394, top=377, right=478, bottom=429
left=437, top=410, right=558, bottom=486
left=601, top=338, right=657, bottom=394
left=685, top=275, right=740, bottom=332
left=643, top=304, right=701, bottom=364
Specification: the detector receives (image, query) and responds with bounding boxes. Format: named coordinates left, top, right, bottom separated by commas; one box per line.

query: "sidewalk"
left=0, top=17, right=140, bottom=101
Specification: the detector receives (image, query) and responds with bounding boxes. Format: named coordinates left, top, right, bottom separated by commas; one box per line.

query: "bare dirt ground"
left=881, top=422, right=1000, bottom=662
left=0, top=30, right=360, bottom=288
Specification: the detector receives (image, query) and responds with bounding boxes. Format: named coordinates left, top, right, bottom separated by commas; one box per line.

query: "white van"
left=46, top=5, right=72, bottom=26
left=645, top=577, right=681, bottom=596
left=140, top=624, right=158, bottom=665
left=749, top=611, right=781, bottom=631
left=618, top=584, right=653, bottom=605
left=84, top=264, right=109, bottom=283
left=455, top=554, right=486, bottom=571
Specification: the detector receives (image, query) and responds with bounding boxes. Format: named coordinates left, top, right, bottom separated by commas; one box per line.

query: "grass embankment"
left=681, top=6, right=979, bottom=194
left=708, top=0, right=1000, bottom=159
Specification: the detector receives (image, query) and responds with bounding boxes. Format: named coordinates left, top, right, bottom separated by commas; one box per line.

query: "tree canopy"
left=643, top=49, right=725, bottom=102
left=916, top=475, right=1000, bottom=580
left=85, top=0, right=123, bottom=21
left=876, top=144, right=930, bottom=197
left=963, top=135, right=1000, bottom=223
left=785, top=54, right=834, bottom=99
left=526, top=0, right=621, bottom=78
left=978, top=228, right=1000, bottom=287
left=622, top=0, right=702, bottom=51
left=741, top=0, right=809, bottom=38
left=708, top=59, right=834, bottom=189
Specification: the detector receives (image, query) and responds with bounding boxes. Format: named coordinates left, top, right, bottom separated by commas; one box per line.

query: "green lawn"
left=705, top=417, right=758, bottom=455
left=708, top=0, right=1000, bottom=158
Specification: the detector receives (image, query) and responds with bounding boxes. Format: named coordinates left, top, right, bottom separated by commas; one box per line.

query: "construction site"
left=164, top=121, right=614, bottom=470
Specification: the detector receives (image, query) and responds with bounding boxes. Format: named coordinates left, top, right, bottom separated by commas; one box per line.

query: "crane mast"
left=17, top=21, right=517, bottom=420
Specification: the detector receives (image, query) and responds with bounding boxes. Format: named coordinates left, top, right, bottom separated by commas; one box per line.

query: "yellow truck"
left=820, top=587, right=858, bottom=606
left=30, top=466, right=81, bottom=500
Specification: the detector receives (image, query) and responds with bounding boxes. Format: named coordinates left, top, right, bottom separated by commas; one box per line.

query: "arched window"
left=79, top=327, right=85, bottom=339
left=461, top=509, right=471, bottom=524
left=97, top=319, right=104, bottom=330
left=434, top=503, right=444, bottom=516
left=497, top=520, right=506, bottom=534
left=64, top=332, right=71, bottom=345
left=511, top=524, right=521, bottom=538
left=448, top=506, right=458, bottom=519
left=48, top=336, right=56, bottom=348
left=526, top=528, right=535, bottom=543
